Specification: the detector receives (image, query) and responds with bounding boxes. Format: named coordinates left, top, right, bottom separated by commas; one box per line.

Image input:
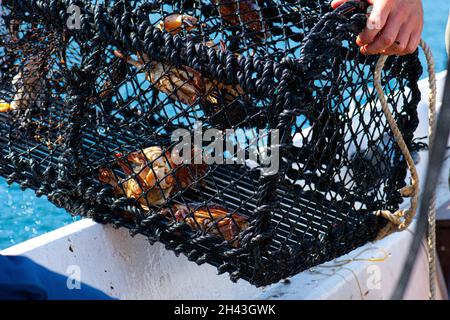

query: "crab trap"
left=0, top=0, right=423, bottom=286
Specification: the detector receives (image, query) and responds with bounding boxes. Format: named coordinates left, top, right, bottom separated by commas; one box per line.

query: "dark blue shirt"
left=0, top=255, right=113, bottom=300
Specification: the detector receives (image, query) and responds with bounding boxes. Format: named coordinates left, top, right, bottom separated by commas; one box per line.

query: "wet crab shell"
left=124, top=178, right=173, bottom=208
left=217, top=0, right=269, bottom=37
left=99, top=147, right=176, bottom=210
left=114, top=49, right=245, bottom=111
left=169, top=146, right=208, bottom=190
left=157, top=14, right=199, bottom=34
left=0, top=61, right=47, bottom=113
left=119, top=147, right=176, bottom=208
left=149, top=60, right=245, bottom=108
left=163, top=203, right=249, bottom=246
left=99, top=146, right=210, bottom=215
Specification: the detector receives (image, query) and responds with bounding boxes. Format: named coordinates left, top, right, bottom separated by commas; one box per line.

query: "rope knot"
left=377, top=209, right=407, bottom=229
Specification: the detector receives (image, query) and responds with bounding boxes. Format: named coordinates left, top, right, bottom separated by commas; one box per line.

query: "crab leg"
left=114, top=154, right=148, bottom=191
left=98, top=167, right=124, bottom=196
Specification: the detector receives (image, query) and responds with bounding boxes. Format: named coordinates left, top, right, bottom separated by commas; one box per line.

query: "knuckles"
left=381, top=34, right=396, bottom=47
left=404, top=45, right=417, bottom=55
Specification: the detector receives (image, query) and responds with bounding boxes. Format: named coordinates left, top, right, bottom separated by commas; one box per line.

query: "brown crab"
left=113, top=49, right=244, bottom=110
left=157, top=13, right=199, bottom=34
left=216, top=0, right=269, bottom=38
left=99, top=146, right=207, bottom=210
left=0, top=55, right=47, bottom=113
left=99, top=146, right=175, bottom=209
left=0, top=26, right=58, bottom=113
left=161, top=203, right=249, bottom=246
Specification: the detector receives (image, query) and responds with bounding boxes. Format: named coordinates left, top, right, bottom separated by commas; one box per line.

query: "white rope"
left=373, top=40, right=437, bottom=299
left=422, top=39, right=437, bottom=300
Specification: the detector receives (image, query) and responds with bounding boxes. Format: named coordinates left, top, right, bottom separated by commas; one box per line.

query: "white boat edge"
left=1, top=72, right=449, bottom=300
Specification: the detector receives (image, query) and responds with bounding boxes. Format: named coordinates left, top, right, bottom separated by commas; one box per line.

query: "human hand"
left=331, top=0, right=423, bottom=56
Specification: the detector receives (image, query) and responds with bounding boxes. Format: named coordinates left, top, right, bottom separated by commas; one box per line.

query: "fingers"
left=380, top=23, right=411, bottom=55
left=331, top=0, right=350, bottom=9
left=333, top=0, right=423, bottom=56
left=357, top=0, right=423, bottom=56
left=405, top=26, right=422, bottom=55
left=401, top=8, right=423, bottom=55
left=331, top=0, right=372, bottom=10
left=358, top=0, right=392, bottom=46
left=381, top=16, right=422, bottom=56
left=362, top=7, right=407, bottom=55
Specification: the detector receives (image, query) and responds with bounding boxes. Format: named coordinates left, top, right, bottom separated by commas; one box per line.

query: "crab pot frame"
left=0, top=0, right=422, bottom=286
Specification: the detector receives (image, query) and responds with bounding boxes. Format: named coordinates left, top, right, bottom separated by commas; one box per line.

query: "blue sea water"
left=0, top=183, right=77, bottom=249
left=421, top=0, right=450, bottom=73
left=0, top=1, right=449, bottom=250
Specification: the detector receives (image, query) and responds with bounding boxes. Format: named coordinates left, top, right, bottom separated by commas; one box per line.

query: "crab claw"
left=172, top=147, right=208, bottom=190
left=158, top=14, right=198, bottom=34
left=174, top=163, right=208, bottom=189
left=99, top=167, right=117, bottom=186
left=115, top=154, right=148, bottom=192
left=113, top=50, right=143, bottom=70
left=98, top=167, right=124, bottom=197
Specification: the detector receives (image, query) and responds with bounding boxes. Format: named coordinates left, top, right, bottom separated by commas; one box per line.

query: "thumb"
left=366, top=0, right=391, bottom=32
left=358, top=0, right=392, bottom=45
left=331, top=0, right=376, bottom=10
left=331, top=0, right=351, bottom=9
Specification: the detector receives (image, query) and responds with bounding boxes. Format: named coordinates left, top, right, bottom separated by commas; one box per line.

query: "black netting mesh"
left=0, top=0, right=422, bottom=286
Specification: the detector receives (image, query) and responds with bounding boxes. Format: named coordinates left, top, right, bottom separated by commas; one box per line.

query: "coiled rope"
left=373, top=40, right=437, bottom=299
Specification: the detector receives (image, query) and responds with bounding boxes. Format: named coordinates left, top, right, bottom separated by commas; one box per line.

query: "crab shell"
left=217, top=0, right=268, bottom=36
left=99, top=147, right=176, bottom=210
left=158, top=14, right=198, bottom=34
left=1, top=65, right=46, bottom=113
left=120, top=146, right=176, bottom=208
left=170, top=147, right=208, bottom=189
left=173, top=162, right=208, bottom=190
left=114, top=49, right=244, bottom=109
left=149, top=61, right=202, bottom=106
left=169, top=203, right=249, bottom=246
left=149, top=60, right=245, bottom=107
